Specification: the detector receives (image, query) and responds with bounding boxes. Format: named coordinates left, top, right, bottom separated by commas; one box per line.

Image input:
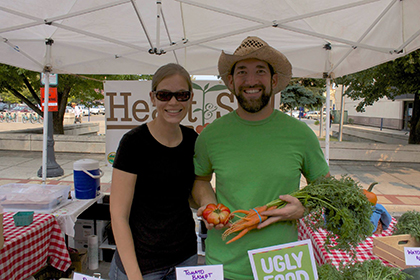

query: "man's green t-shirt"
left=194, top=110, right=329, bottom=279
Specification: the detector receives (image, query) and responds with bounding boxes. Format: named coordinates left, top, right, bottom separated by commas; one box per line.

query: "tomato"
left=202, top=203, right=231, bottom=225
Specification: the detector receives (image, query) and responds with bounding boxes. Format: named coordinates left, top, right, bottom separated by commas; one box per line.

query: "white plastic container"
left=0, top=183, right=71, bottom=212
left=73, top=159, right=103, bottom=199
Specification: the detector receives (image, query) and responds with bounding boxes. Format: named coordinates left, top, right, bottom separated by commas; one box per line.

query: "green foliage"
left=335, top=49, right=420, bottom=143
left=317, top=262, right=342, bottom=279
left=280, top=83, right=325, bottom=112
left=0, top=63, right=146, bottom=133
left=0, top=64, right=40, bottom=104
left=318, top=260, right=413, bottom=280
left=267, top=176, right=374, bottom=257
left=336, top=50, right=420, bottom=112
left=394, top=210, right=420, bottom=241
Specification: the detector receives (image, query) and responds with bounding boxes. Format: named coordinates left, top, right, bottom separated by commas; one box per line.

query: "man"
left=73, top=103, right=82, bottom=124
left=192, top=36, right=330, bottom=279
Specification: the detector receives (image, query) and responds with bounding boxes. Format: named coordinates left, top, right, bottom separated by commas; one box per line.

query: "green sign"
left=248, top=239, right=318, bottom=280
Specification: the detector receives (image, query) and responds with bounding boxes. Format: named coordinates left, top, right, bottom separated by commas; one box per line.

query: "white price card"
left=72, top=272, right=100, bottom=280
left=176, top=264, right=223, bottom=280
left=404, top=247, right=420, bottom=266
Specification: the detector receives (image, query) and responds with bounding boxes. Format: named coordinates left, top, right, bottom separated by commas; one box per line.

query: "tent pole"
left=318, top=108, right=323, bottom=138
left=329, top=0, right=397, bottom=75
left=339, top=85, right=346, bottom=141
left=41, top=74, right=50, bottom=182
left=41, top=39, right=53, bottom=182
left=38, top=39, right=64, bottom=181
left=396, top=28, right=420, bottom=53
left=156, top=1, right=161, bottom=52
left=325, top=78, right=331, bottom=164
left=130, top=0, right=154, bottom=51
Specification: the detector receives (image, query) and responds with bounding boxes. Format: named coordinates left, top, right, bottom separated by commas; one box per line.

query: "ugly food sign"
left=248, top=239, right=318, bottom=280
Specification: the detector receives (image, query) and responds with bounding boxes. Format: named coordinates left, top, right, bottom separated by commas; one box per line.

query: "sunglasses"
left=154, top=90, right=191, bottom=102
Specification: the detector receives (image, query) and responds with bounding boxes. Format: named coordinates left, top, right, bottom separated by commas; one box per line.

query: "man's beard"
left=234, top=85, right=273, bottom=113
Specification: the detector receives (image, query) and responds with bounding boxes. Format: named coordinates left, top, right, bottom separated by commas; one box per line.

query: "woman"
left=109, top=63, right=198, bottom=280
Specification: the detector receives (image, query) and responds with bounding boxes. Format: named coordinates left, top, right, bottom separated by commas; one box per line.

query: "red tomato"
left=202, top=203, right=231, bottom=225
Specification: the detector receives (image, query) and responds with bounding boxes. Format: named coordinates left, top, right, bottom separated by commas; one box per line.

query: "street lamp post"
left=37, top=111, right=64, bottom=178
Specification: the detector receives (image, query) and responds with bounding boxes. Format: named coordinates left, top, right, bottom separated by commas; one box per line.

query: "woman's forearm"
left=111, top=217, right=144, bottom=280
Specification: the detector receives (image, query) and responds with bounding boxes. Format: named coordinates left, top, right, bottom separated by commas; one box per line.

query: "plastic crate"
left=0, top=183, right=71, bottom=212
left=13, top=211, right=34, bottom=226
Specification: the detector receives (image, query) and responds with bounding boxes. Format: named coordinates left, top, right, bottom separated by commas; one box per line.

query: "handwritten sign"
left=175, top=264, right=223, bottom=280
left=404, top=247, right=420, bottom=266
left=248, top=239, right=318, bottom=280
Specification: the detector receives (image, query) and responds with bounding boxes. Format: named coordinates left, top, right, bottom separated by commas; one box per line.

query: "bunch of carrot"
left=222, top=176, right=374, bottom=256
left=222, top=205, right=277, bottom=244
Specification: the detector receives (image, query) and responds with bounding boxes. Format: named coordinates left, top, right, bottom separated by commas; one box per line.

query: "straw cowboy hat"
left=218, top=36, right=292, bottom=94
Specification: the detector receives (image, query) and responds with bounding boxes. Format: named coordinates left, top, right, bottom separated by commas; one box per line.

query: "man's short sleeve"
left=193, top=133, right=212, bottom=177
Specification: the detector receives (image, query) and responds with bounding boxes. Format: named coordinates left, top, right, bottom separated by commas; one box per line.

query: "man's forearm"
left=192, top=176, right=217, bottom=207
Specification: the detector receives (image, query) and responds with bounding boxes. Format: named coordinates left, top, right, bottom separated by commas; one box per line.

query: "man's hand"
left=257, top=195, right=305, bottom=229
left=197, top=204, right=231, bottom=230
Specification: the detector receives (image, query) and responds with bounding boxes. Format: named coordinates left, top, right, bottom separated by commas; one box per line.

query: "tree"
left=0, top=65, right=41, bottom=111
left=280, top=80, right=326, bottom=113
left=336, top=49, right=420, bottom=144
left=0, top=63, right=146, bottom=134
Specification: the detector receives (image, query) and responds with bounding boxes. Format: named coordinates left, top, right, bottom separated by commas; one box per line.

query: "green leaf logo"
left=193, top=82, right=227, bottom=126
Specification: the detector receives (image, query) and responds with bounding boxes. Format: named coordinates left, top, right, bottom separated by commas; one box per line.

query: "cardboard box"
left=74, top=239, right=104, bottom=261
left=69, top=248, right=88, bottom=274
left=373, top=234, right=420, bottom=268
left=74, top=239, right=89, bottom=250
left=74, top=219, right=109, bottom=244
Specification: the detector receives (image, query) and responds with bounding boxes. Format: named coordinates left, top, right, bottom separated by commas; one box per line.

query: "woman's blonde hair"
left=151, top=63, right=193, bottom=92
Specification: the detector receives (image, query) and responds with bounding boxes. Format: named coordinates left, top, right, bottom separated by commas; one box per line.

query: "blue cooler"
left=73, top=159, right=103, bottom=199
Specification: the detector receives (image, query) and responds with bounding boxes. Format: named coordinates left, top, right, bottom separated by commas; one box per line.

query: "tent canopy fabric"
left=1, top=0, right=420, bottom=175
left=1, top=0, right=419, bottom=78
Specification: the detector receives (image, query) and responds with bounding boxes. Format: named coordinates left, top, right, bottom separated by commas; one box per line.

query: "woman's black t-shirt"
left=112, top=124, right=198, bottom=275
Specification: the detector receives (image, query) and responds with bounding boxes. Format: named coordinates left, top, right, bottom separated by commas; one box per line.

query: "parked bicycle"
left=21, top=112, right=29, bottom=123
left=30, top=112, right=43, bottom=124
left=5, top=111, right=18, bottom=123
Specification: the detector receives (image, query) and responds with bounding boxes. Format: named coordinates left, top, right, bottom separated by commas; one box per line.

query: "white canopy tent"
left=1, top=0, right=420, bottom=178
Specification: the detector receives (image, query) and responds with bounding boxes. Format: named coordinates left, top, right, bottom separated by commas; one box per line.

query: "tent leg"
left=325, top=78, right=331, bottom=164
left=37, top=111, right=64, bottom=178
left=339, top=85, right=345, bottom=141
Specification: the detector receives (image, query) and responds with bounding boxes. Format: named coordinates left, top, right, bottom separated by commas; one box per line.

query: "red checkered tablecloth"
left=298, top=217, right=397, bottom=267
left=0, top=212, right=71, bottom=280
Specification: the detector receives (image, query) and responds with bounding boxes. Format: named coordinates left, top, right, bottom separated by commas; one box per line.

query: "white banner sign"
left=104, top=80, right=280, bottom=165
